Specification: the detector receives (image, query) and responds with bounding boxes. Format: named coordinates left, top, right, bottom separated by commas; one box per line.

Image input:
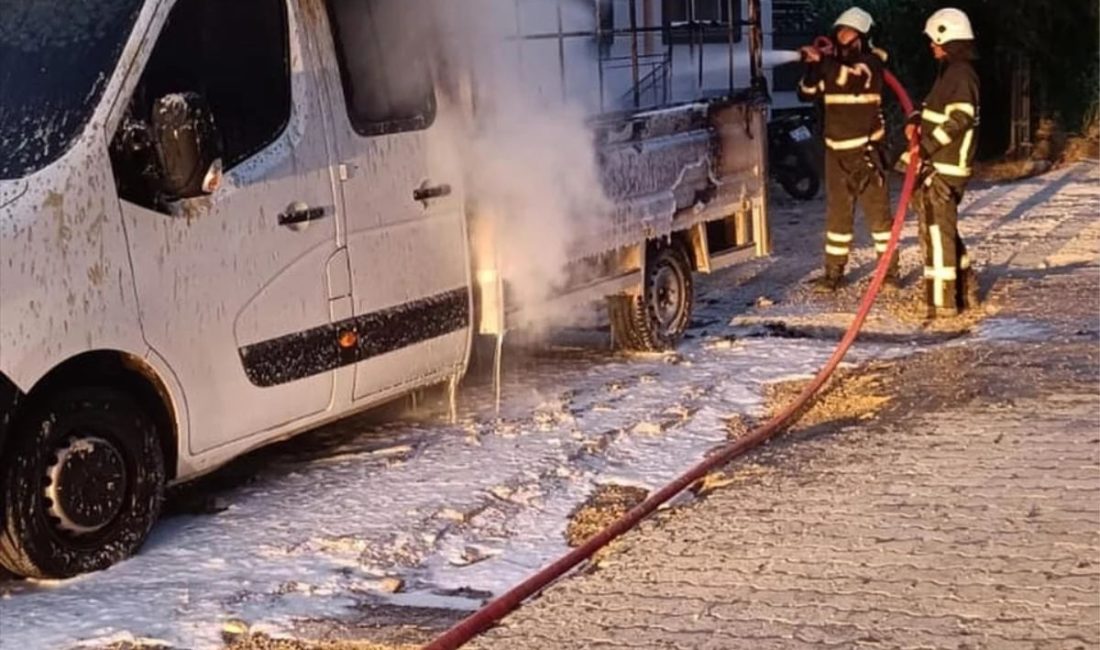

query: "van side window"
left=325, top=0, right=437, bottom=137
left=109, top=0, right=291, bottom=209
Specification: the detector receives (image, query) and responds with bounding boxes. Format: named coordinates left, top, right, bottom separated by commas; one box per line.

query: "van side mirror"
left=151, top=92, right=224, bottom=201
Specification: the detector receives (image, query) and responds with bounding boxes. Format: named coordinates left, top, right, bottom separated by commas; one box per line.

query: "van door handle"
left=278, top=202, right=329, bottom=227
left=413, top=183, right=452, bottom=205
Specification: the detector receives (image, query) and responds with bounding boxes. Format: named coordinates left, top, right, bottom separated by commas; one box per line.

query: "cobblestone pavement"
left=470, top=179, right=1100, bottom=648
left=42, top=166, right=1098, bottom=650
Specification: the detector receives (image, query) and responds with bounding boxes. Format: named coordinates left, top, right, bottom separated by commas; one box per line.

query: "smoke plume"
left=425, top=0, right=613, bottom=320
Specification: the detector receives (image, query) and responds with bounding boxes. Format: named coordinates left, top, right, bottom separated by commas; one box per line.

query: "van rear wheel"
left=0, top=387, right=165, bottom=579
left=609, top=245, right=695, bottom=351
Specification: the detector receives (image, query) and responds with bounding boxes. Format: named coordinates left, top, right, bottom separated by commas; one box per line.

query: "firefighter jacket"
left=905, top=58, right=980, bottom=179
left=798, top=48, right=888, bottom=153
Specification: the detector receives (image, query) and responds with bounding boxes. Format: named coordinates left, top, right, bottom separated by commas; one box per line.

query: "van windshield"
left=0, top=0, right=144, bottom=180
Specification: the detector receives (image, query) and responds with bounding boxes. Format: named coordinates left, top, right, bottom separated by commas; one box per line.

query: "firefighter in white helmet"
left=897, top=7, right=981, bottom=318
left=799, top=7, right=898, bottom=293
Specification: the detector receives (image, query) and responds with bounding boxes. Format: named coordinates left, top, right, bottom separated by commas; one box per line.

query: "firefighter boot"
left=813, top=265, right=846, bottom=293
left=925, top=305, right=960, bottom=320
left=959, top=268, right=981, bottom=311
left=923, top=279, right=959, bottom=320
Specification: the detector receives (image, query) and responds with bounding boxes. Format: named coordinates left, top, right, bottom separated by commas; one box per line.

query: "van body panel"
left=169, top=360, right=459, bottom=481
left=118, top=0, right=341, bottom=455
left=0, top=181, right=28, bottom=211
left=140, top=344, right=191, bottom=478
left=306, top=4, right=473, bottom=402
left=0, top=0, right=165, bottom=393
left=0, top=138, right=147, bottom=394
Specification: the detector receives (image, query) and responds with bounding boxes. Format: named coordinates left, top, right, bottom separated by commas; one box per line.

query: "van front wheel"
left=0, top=388, right=165, bottom=579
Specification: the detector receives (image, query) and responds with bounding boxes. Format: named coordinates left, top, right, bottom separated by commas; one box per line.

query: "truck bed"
left=573, top=90, right=768, bottom=260
left=484, top=91, right=769, bottom=329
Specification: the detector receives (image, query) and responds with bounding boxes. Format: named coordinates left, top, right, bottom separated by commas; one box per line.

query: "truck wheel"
left=0, top=387, right=165, bottom=579
left=609, top=245, right=695, bottom=351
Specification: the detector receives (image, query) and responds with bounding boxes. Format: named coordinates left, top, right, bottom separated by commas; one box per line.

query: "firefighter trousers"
left=915, top=174, right=973, bottom=310
left=823, top=148, right=896, bottom=274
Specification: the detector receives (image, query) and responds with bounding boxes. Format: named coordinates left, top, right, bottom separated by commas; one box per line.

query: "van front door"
left=315, top=0, right=471, bottom=404
left=112, top=0, right=342, bottom=455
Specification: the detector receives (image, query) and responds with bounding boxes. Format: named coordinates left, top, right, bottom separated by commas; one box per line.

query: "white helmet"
left=925, top=8, right=974, bottom=44
left=834, top=7, right=874, bottom=34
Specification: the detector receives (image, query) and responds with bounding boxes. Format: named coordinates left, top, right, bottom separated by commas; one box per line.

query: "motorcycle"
left=768, top=109, right=821, bottom=201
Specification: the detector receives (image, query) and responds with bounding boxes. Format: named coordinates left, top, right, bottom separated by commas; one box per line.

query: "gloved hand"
left=894, top=148, right=916, bottom=174
left=905, top=123, right=920, bottom=143
left=894, top=145, right=936, bottom=182
left=800, top=45, right=822, bottom=63
left=918, top=159, right=937, bottom=185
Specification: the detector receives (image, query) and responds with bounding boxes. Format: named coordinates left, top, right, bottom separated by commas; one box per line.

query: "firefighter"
left=799, top=7, right=898, bottom=293
left=898, top=7, right=981, bottom=318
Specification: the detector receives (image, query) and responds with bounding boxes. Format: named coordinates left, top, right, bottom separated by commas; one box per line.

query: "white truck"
left=0, top=0, right=770, bottom=578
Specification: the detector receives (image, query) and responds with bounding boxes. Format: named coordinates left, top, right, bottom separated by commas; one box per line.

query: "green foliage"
left=805, top=0, right=1100, bottom=144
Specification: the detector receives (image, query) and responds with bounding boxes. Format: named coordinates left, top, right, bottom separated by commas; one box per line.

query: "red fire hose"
left=424, top=70, right=921, bottom=650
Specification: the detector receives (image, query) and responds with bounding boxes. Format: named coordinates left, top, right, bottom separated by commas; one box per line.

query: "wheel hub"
left=652, top=264, right=684, bottom=330
left=44, top=436, right=127, bottom=535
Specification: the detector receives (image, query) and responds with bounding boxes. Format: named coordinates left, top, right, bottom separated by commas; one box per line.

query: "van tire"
left=0, top=388, right=165, bottom=579
left=609, top=245, right=695, bottom=351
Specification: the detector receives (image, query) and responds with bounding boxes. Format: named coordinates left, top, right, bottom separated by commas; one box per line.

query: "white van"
left=0, top=0, right=770, bottom=579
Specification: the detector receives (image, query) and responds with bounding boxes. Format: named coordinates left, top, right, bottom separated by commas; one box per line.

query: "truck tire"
left=609, top=245, right=695, bottom=351
left=0, top=387, right=165, bottom=579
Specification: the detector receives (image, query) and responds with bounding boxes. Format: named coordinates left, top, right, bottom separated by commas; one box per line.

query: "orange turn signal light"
left=338, top=330, right=358, bottom=349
